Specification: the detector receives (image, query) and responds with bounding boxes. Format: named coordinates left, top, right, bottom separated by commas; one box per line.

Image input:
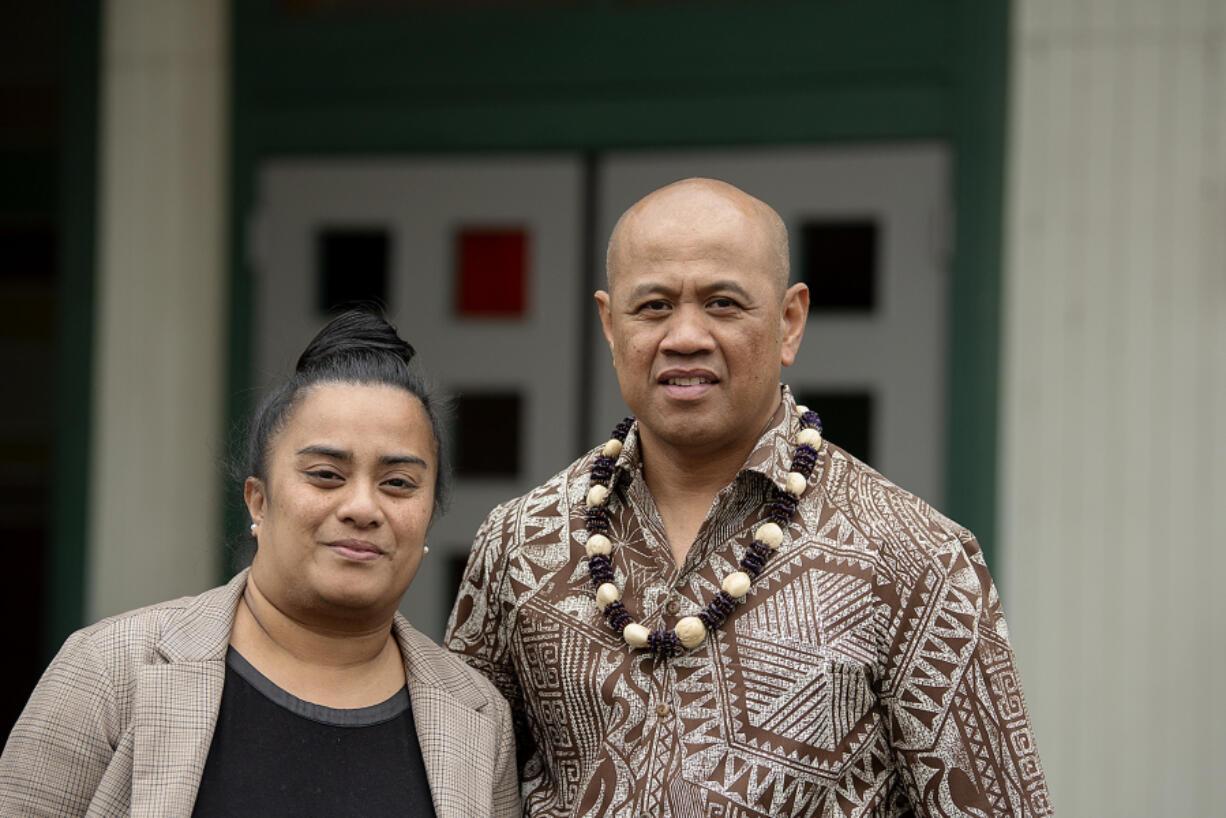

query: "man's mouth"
left=665, top=376, right=712, bottom=386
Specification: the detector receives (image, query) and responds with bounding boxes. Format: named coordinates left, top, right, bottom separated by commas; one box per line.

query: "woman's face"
left=245, top=382, right=437, bottom=624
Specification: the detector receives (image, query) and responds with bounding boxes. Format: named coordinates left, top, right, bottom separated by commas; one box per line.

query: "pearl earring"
left=423, top=545, right=430, bottom=556
left=250, top=523, right=257, bottom=535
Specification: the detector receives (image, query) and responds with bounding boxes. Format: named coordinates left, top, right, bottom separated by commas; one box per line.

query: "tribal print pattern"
left=447, top=388, right=1052, bottom=817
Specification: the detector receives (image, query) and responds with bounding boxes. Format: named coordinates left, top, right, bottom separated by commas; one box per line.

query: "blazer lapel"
left=129, top=571, right=244, bottom=817
left=410, top=681, right=497, bottom=818
left=395, top=617, right=503, bottom=818
left=130, top=661, right=226, bottom=817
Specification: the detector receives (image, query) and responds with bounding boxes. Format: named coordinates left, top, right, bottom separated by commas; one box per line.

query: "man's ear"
left=779, top=282, right=810, bottom=367
left=244, top=477, right=267, bottom=525
left=595, top=290, right=616, bottom=356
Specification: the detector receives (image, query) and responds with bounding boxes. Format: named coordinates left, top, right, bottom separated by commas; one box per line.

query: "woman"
left=0, top=310, right=519, bottom=816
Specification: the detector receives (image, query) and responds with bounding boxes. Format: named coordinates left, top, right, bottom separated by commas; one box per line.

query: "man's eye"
left=709, top=297, right=739, bottom=310
left=307, top=469, right=342, bottom=482
left=642, top=300, right=670, bottom=312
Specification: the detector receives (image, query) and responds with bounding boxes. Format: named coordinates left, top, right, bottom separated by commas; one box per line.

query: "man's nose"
left=660, top=304, right=714, bottom=354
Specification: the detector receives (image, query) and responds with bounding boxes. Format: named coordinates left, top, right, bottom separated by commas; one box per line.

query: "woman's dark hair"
left=244, top=308, right=450, bottom=513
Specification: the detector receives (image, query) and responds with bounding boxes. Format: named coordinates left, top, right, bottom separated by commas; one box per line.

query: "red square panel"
left=455, top=227, right=529, bottom=317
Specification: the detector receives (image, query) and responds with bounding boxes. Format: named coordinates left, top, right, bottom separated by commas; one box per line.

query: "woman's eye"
left=384, top=477, right=417, bottom=490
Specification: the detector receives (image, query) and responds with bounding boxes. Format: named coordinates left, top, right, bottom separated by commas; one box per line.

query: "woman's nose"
left=337, top=480, right=382, bottom=527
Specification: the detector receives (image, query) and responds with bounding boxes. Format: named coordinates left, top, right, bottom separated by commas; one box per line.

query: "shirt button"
left=666, top=599, right=681, bottom=615
left=656, top=703, right=670, bottom=717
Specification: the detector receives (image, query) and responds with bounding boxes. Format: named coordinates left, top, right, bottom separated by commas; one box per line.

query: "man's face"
left=595, top=183, right=808, bottom=460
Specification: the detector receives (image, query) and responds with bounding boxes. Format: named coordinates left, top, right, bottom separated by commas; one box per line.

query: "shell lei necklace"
left=584, top=407, right=823, bottom=657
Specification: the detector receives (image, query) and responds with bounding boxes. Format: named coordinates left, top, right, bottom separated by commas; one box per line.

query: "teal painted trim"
left=238, top=1, right=952, bottom=101
left=944, top=0, right=1010, bottom=568
left=218, top=1, right=257, bottom=582
left=239, top=82, right=948, bottom=155
left=47, top=0, right=100, bottom=658
left=218, top=141, right=258, bottom=582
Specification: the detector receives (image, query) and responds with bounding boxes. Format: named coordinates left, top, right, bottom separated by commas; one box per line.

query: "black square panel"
left=794, top=390, right=874, bottom=467
left=454, top=391, right=521, bottom=478
left=799, top=219, right=878, bottom=312
left=316, top=228, right=390, bottom=313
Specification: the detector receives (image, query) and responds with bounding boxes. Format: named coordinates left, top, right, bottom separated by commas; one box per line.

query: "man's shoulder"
left=479, top=446, right=598, bottom=532
left=813, top=441, right=975, bottom=565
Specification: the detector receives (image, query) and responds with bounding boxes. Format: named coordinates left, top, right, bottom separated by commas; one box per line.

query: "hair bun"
left=295, top=308, right=415, bottom=374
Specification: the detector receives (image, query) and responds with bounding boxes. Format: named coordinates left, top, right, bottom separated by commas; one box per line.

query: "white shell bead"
left=755, top=522, right=784, bottom=549
left=675, top=616, right=707, bottom=649
left=595, top=582, right=620, bottom=610
left=586, top=484, right=609, bottom=507
left=601, top=438, right=623, bottom=458
left=796, top=404, right=810, bottom=415
left=585, top=533, right=612, bottom=556
left=797, top=427, right=822, bottom=447
left=722, top=571, right=752, bottom=598
left=785, top=471, right=808, bottom=497
left=623, top=622, right=650, bottom=648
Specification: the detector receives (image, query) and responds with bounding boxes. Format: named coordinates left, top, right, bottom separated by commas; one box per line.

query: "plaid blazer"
left=0, top=570, right=519, bottom=817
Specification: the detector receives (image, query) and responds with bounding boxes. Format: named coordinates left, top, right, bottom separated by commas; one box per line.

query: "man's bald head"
left=605, top=178, right=790, bottom=297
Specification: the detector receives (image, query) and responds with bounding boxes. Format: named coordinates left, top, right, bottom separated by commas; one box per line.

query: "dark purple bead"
left=592, top=457, right=615, bottom=482
left=603, top=601, right=631, bottom=628
left=703, top=591, right=736, bottom=628
left=588, top=555, right=615, bottom=585
left=585, top=507, right=609, bottom=532
left=747, top=541, right=772, bottom=560
left=770, top=496, right=798, bottom=522
left=741, top=550, right=766, bottom=577
left=648, top=629, right=681, bottom=658
left=791, top=447, right=818, bottom=475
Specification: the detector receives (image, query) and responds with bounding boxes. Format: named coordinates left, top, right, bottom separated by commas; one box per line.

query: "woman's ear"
left=244, top=477, right=267, bottom=525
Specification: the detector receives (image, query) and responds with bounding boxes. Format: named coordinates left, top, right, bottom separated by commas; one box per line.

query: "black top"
left=192, top=648, right=438, bottom=817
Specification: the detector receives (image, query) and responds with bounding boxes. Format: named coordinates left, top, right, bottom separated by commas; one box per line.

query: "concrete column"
left=88, top=0, right=228, bottom=619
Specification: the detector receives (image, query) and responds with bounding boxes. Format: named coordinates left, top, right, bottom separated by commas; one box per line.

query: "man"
left=447, top=178, right=1051, bottom=816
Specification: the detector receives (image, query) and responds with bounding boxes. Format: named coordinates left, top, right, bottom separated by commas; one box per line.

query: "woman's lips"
left=326, top=540, right=384, bottom=561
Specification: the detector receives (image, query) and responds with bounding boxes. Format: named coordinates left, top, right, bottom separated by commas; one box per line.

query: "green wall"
left=228, top=0, right=1010, bottom=566
left=54, top=0, right=1009, bottom=641
left=53, top=0, right=1008, bottom=647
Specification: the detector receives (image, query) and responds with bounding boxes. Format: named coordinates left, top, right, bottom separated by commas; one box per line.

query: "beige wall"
left=1000, top=0, right=1226, bottom=813
left=88, top=0, right=229, bottom=619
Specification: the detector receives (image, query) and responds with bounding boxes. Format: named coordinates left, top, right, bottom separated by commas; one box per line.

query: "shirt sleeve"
left=879, top=529, right=1053, bottom=817
left=445, top=504, right=533, bottom=765
left=0, top=630, right=120, bottom=816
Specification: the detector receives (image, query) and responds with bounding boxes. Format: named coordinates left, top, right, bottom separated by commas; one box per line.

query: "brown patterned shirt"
left=446, top=388, right=1051, bottom=817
